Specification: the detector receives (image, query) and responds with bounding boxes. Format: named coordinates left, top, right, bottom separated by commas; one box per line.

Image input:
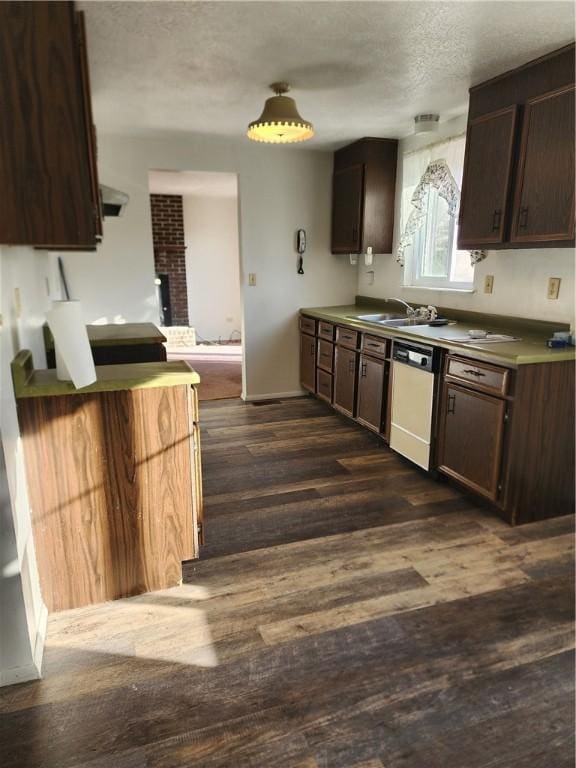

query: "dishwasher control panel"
left=392, top=340, right=440, bottom=373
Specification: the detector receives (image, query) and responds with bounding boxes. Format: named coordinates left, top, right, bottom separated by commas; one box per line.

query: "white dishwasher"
left=389, top=340, right=440, bottom=471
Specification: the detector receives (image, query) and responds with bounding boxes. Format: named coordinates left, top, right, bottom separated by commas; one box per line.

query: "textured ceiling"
left=148, top=170, right=238, bottom=196
left=81, top=1, right=575, bottom=148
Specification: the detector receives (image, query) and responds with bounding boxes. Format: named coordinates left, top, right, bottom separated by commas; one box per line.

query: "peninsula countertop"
left=12, top=351, right=200, bottom=399
left=300, top=303, right=575, bottom=366
left=43, top=322, right=167, bottom=348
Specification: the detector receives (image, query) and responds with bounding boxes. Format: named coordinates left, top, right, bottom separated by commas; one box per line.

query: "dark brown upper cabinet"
left=0, top=2, right=102, bottom=248
left=331, top=138, right=398, bottom=255
left=458, top=107, right=517, bottom=246
left=511, top=85, right=575, bottom=243
left=458, top=44, right=575, bottom=250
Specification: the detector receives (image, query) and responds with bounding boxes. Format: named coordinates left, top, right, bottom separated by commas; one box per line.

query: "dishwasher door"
left=389, top=359, right=435, bottom=470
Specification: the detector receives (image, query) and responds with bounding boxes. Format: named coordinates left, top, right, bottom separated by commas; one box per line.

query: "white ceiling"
left=148, top=169, right=238, bottom=196
left=81, top=1, right=574, bottom=149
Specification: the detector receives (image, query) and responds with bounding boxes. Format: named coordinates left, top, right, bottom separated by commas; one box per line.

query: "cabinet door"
left=331, top=164, right=364, bottom=253
left=0, top=2, right=99, bottom=247
left=300, top=333, right=316, bottom=393
left=511, top=86, right=575, bottom=243
left=458, top=106, right=518, bottom=247
left=437, top=383, right=506, bottom=501
left=356, top=354, right=386, bottom=433
left=333, top=346, right=358, bottom=417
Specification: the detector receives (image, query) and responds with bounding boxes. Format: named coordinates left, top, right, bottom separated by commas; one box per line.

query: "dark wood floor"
left=1, top=396, right=574, bottom=768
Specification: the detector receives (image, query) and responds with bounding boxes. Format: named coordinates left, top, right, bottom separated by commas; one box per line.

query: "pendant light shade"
left=247, top=82, right=314, bottom=144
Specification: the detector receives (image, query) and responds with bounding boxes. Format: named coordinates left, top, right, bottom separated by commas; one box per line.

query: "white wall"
left=357, top=114, right=576, bottom=325
left=183, top=192, right=242, bottom=343
left=0, top=247, right=54, bottom=686
left=60, top=134, right=357, bottom=398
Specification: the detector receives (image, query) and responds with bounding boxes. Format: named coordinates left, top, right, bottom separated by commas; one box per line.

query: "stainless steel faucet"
left=385, top=297, right=415, bottom=316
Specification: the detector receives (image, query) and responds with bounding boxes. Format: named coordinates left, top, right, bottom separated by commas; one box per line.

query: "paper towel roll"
left=46, top=301, right=97, bottom=389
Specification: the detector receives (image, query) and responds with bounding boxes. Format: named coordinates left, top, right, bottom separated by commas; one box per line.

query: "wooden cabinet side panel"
left=0, top=2, right=96, bottom=247
left=300, top=332, right=316, bottom=392
left=18, top=386, right=194, bottom=612
left=18, top=394, right=114, bottom=612
left=503, top=361, right=575, bottom=524
left=331, top=165, right=364, bottom=253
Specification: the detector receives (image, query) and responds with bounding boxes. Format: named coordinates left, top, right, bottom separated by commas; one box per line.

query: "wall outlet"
left=248, top=273, right=256, bottom=287
left=547, top=277, right=561, bottom=300
left=484, top=275, right=494, bottom=294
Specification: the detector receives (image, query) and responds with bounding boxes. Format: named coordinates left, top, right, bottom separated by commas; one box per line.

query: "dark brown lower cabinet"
left=316, top=368, right=333, bottom=404
left=334, top=345, right=358, bottom=417
left=437, top=382, right=507, bottom=501
left=356, top=354, right=388, bottom=433
left=300, top=332, right=316, bottom=393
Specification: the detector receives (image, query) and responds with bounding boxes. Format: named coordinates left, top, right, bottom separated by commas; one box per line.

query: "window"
left=399, top=136, right=475, bottom=290
left=407, top=187, right=474, bottom=289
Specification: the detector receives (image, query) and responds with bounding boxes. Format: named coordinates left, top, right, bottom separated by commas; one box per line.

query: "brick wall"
left=150, top=194, right=189, bottom=326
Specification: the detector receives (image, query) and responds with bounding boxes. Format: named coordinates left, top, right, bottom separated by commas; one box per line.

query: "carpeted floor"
left=167, top=344, right=242, bottom=400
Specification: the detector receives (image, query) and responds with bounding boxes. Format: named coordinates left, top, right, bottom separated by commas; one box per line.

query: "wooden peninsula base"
left=11, top=352, right=203, bottom=612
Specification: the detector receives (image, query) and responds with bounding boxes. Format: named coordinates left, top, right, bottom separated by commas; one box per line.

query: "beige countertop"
left=12, top=351, right=200, bottom=399
left=301, top=304, right=576, bottom=366
left=44, top=322, right=167, bottom=349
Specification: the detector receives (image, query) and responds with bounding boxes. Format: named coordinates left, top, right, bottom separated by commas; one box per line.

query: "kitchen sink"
left=350, top=313, right=429, bottom=328
left=349, top=313, right=403, bottom=322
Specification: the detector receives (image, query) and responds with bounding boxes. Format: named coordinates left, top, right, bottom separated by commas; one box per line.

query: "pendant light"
left=247, top=82, right=314, bottom=144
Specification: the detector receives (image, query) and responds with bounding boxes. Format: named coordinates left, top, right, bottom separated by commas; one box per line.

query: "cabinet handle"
left=361, top=362, right=367, bottom=377
left=447, top=393, right=456, bottom=415
left=491, top=209, right=502, bottom=231
left=310, top=343, right=315, bottom=356
left=348, top=359, right=355, bottom=373
left=518, top=206, right=529, bottom=229
left=463, top=368, right=485, bottom=378
left=367, top=342, right=380, bottom=349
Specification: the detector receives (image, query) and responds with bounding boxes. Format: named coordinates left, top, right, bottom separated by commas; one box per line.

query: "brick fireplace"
left=150, top=193, right=189, bottom=326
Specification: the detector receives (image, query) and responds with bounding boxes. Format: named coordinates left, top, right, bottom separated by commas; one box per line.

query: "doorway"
left=148, top=170, right=242, bottom=401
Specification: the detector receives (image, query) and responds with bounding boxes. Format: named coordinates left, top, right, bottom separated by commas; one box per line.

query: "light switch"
left=248, top=273, right=256, bottom=286
left=547, top=277, right=561, bottom=300
left=484, top=275, right=494, bottom=294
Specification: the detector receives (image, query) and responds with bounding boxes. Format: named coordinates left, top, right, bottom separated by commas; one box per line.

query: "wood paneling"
left=17, top=384, right=198, bottom=611
left=0, top=1, right=100, bottom=247
left=0, top=396, right=573, bottom=768
left=511, top=85, right=575, bottom=243
left=503, top=360, right=575, bottom=524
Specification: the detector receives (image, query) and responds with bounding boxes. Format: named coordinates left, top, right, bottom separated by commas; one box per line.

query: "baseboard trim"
left=0, top=601, right=47, bottom=688
left=242, top=390, right=307, bottom=402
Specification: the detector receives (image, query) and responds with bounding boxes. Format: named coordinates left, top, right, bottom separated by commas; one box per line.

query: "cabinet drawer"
left=318, top=321, right=335, bottom=341
left=336, top=326, right=359, bottom=349
left=361, top=334, right=388, bottom=358
left=446, top=356, right=509, bottom=396
left=316, top=369, right=333, bottom=404
left=299, top=315, right=317, bottom=336
left=317, top=340, right=334, bottom=373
